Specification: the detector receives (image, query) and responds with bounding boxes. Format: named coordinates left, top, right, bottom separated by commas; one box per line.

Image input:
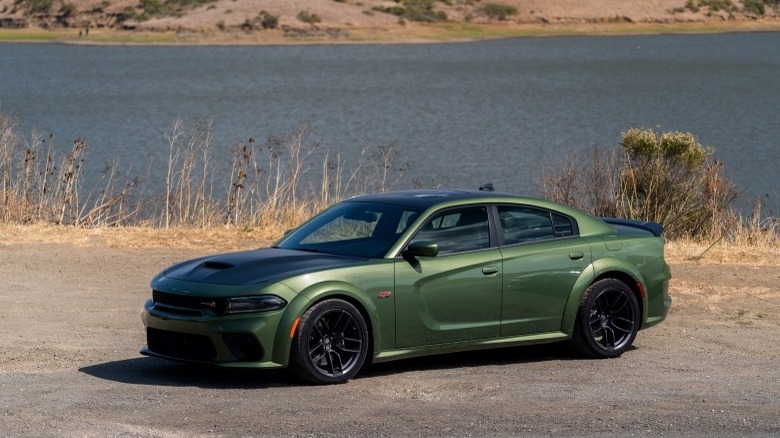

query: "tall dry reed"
left=156, top=118, right=410, bottom=230
left=0, top=113, right=140, bottom=226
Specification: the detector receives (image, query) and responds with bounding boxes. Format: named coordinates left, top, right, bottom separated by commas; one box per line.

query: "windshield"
left=276, top=201, right=423, bottom=258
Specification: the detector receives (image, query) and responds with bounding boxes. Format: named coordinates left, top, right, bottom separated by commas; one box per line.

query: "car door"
left=394, top=206, right=503, bottom=348
left=496, top=205, right=591, bottom=336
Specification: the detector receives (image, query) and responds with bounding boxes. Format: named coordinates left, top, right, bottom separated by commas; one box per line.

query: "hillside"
left=1, top=0, right=779, bottom=43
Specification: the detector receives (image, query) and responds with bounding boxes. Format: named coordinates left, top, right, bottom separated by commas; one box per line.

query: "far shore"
left=2, top=20, right=779, bottom=46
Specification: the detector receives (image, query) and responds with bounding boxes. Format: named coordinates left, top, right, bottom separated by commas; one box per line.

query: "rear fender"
left=560, top=257, right=646, bottom=334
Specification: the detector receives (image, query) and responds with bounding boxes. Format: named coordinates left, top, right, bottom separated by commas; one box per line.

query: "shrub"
left=238, top=11, right=278, bottom=31
left=297, top=10, right=322, bottom=24
left=685, top=0, right=700, bottom=12
left=699, top=0, right=736, bottom=12
left=538, top=128, right=740, bottom=239
left=59, top=2, right=76, bottom=18
left=259, top=11, right=278, bottom=29
left=17, top=0, right=54, bottom=15
left=685, top=0, right=743, bottom=13
left=140, top=0, right=167, bottom=17
left=372, top=0, right=447, bottom=23
left=482, top=3, right=518, bottom=20
left=742, top=0, right=765, bottom=14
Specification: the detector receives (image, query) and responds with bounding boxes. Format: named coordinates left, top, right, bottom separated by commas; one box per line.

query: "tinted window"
left=498, top=206, right=554, bottom=245
left=278, top=201, right=422, bottom=258
left=552, top=213, right=575, bottom=237
left=411, top=207, right=490, bottom=255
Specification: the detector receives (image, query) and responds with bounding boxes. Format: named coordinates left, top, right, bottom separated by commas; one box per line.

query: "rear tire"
left=572, top=278, right=639, bottom=358
left=290, top=299, right=369, bottom=384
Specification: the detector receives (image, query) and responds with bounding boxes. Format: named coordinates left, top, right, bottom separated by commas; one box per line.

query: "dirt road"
left=1, top=242, right=778, bottom=436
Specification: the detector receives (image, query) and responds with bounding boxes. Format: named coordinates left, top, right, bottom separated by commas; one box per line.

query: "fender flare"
left=269, top=281, right=381, bottom=366
left=560, top=257, right=647, bottom=334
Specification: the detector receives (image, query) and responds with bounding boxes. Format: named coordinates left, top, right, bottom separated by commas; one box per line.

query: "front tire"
left=290, top=299, right=369, bottom=384
left=572, top=278, right=639, bottom=358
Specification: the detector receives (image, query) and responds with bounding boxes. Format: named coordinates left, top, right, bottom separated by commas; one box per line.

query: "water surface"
left=1, top=33, right=778, bottom=209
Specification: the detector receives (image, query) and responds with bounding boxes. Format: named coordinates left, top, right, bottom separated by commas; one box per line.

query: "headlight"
left=225, top=295, right=287, bottom=314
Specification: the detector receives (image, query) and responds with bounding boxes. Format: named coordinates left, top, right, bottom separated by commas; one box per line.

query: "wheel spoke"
left=336, top=311, right=355, bottom=334
left=336, top=341, right=362, bottom=354
left=313, top=320, right=326, bottom=338
left=603, top=326, right=616, bottom=349
left=310, top=346, right=326, bottom=363
left=327, top=351, right=343, bottom=376
left=589, top=311, right=601, bottom=325
left=609, top=292, right=629, bottom=313
left=610, top=317, right=634, bottom=334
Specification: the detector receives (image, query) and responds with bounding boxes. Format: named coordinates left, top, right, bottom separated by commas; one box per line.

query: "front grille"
left=153, top=290, right=227, bottom=315
left=147, top=328, right=217, bottom=362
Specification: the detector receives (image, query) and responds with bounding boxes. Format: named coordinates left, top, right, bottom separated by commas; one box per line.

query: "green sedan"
left=141, top=189, right=671, bottom=384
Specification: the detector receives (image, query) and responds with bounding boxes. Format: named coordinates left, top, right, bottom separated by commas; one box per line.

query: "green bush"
left=239, top=10, right=279, bottom=31
left=18, top=0, right=54, bottom=15
left=59, top=2, right=76, bottom=17
left=297, top=10, right=322, bottom=24
left=482, top=3, right=518, bottom=20
left=538, top=128, right=740, bottom=239
left=372, top=0, right=447, bottom=23
left=142, top=0, right=165, bottom=14
left=741, top=0, right=779, bottom=15
left=259, top=11, right=279, bottom=29
left=685, top=0, right=740, bottom=13
left=685, top=0, right=700, bottom=12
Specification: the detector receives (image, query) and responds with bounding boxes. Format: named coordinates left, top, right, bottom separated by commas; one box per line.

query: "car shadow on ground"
left=79, top=357, right=296, bottom=389
left=359, top=342, right=585, bottom=379
left=80, top=343, right=631, bottom=388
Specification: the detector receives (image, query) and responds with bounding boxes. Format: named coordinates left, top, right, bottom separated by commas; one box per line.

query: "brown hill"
left=1, top=0, right=778, bottom=42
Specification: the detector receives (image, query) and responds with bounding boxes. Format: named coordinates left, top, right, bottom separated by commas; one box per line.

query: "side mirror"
left=403, top=241, right=439, bottom=258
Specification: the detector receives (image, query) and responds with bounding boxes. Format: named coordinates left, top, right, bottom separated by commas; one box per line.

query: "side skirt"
left=372, top=332, right=570, bottom=363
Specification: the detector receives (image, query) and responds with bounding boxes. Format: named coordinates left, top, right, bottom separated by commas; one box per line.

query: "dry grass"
left=0, top=224, right=270, bottom=250
left=665, top=239, right=780, bottom=266
left=0, top=115, right=408, bottom=230
left=3, top=224, right=778, bottom=266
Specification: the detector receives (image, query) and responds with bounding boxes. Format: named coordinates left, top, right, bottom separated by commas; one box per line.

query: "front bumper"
left=141, top=299, right=288, bottom=369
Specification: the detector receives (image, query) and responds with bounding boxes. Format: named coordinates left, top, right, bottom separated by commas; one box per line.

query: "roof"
left=344, top=189, right=534, bottom=210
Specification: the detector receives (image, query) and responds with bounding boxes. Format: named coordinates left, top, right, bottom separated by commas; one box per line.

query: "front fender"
left=560, top=257, right=646, bottom=334
left=269, top=280, right=382, bottom=367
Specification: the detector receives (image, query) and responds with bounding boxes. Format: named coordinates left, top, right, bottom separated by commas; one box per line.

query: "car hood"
left=162, top=248, right=367, bottom=286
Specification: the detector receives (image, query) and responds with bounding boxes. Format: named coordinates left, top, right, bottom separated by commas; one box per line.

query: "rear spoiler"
left=600, top=218, right=664, bottom=237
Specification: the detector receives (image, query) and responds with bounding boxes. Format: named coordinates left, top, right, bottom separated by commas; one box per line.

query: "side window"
left=552, top=213, right=575, bottom=237
left=497, top=206, right=554, bottom=245
left=411, top=207, right=490, bottom=255
left=396, top=210, right=420, bottom=234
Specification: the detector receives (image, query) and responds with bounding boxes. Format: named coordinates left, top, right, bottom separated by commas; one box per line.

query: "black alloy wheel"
left=291, top=299, right=369, bottom=384
left=573, top=278, right=640, bottom=358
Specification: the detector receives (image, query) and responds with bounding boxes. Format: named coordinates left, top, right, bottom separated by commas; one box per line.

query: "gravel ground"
left=1, top=243, right=778, bottom=437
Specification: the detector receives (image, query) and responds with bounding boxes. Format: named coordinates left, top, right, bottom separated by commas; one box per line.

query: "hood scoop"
left=163, top=248, right=365, bottom=286
left=201, top=261, right=234, bottom=270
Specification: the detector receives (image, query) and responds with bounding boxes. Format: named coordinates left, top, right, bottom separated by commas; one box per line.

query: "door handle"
left=482, top=266, right=499, bottom=275
left=569, top=251, right=584, bottom=260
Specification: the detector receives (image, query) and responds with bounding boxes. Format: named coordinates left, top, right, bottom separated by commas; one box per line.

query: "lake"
left=1, top=32, right=778, bottom=211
